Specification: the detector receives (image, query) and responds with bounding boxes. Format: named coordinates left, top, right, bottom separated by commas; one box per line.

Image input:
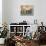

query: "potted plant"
left=0, top=23, right=9, bottom=44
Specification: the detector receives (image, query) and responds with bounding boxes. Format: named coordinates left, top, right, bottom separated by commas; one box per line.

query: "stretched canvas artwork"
left=21, top=5, right=33, bottom=16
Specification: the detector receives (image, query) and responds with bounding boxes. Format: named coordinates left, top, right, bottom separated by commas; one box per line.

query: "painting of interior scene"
left=21, top=5, right=33, bottom=15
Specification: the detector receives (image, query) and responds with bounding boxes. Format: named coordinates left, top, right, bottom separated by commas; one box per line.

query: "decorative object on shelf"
left=21, top=5, right=33, bottom=16
left=41, top=22, right=43, bottom=26
left=34, top=19, right=37, bottom=24
left=19, top=20, right=27, bottom=25
left=10, top=23, right=19, bottom=25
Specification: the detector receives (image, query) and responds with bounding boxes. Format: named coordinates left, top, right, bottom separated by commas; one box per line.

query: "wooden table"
left=12, top=39, right=32, bottom=46
left=15, top=40, right=39, bottom=46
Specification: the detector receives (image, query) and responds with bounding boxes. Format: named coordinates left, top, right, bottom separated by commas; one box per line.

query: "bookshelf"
left=9, top=25, right=30, bottom=37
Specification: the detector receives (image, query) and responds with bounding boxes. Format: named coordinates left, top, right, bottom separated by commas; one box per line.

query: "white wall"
left=0, top=0, right=2, bottom=27
left=3, top=0, right=46, bottom=26
left=2, top=0, right=8, bottom=24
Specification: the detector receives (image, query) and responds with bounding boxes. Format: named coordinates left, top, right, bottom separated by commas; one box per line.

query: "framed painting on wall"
left=21, top=5, right=33, bottom=16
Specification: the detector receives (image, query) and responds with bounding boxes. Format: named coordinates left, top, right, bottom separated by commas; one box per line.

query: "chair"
left=38, top=26, right=46, bottom=45
left=5, top=38, right=15, bottom=46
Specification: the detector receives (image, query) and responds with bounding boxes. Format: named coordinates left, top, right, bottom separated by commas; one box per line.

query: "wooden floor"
left=0, top=44, right=46, bottom=46
left=40, top=45, right=46, bottom=46
left=31, top=40, right=46, bottom=46
left=0, top=44, right=4, bottom=46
